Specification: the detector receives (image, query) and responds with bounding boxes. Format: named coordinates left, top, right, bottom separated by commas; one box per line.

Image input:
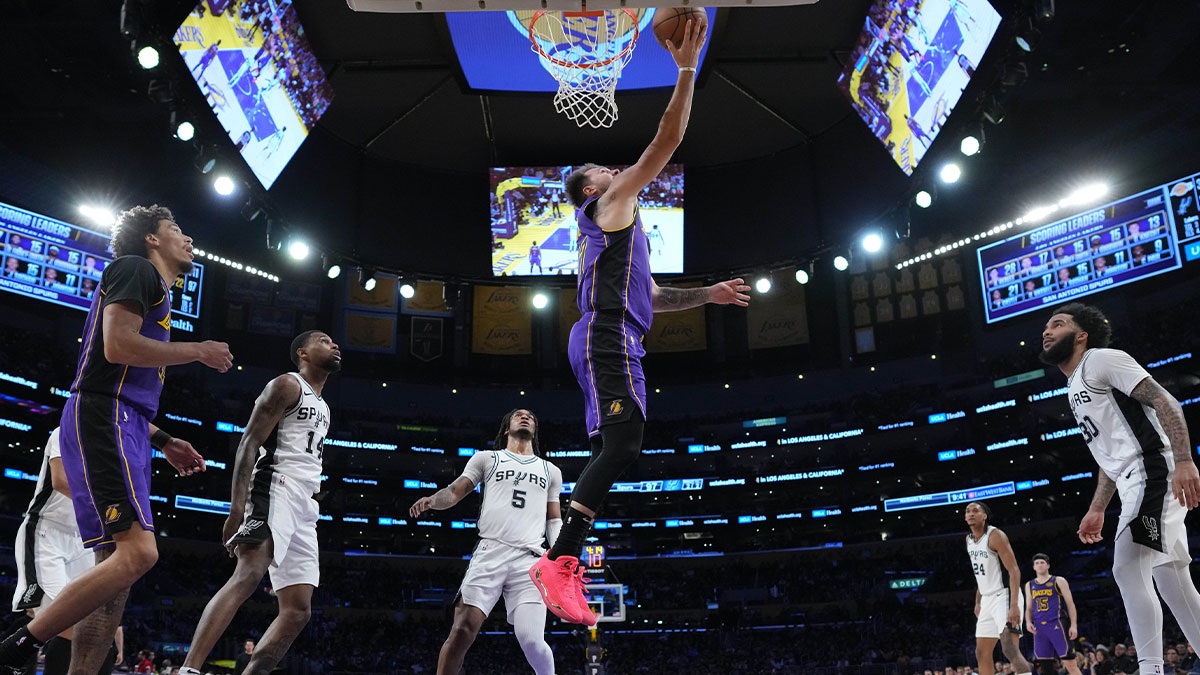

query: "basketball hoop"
left=528, top=9, right=640, bottom=129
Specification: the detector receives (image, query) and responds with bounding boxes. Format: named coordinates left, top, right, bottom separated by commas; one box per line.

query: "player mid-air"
left=529, top=18, right=750, bottom=624
left=1041, top=303, right=1200, bottom=675
left=965, top=502, right=1034, bottom=675
left=411, top=409, right=563, bottom=675
left=179, top=331, right=340, bottom=675
left=1024, top=554, right=1082, bottom=675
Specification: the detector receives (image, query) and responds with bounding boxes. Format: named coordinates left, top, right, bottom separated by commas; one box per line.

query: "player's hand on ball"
left=708, top=278, right=750, bottom=307
left=1077, top=509, right=1104, bottom=544
left=163, top=438, right=206, bottom=476
left=666, top=18, right=706, bottom=70
left=410, top=496, right=435, bottom=518
left=1172, top=460, right=1200, bottom=509
left=197, top=340, right=234, bottom=373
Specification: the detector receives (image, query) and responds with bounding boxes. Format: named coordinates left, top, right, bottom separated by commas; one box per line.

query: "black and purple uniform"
left=567, top=197, right=652, bottom=436
left=59, top=256, right=170, bottom=549
left=1030, top=576, right=1074, bottom=659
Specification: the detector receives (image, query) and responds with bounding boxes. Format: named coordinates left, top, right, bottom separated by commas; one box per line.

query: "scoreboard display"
left=977, top=171, right=1200, bottom=323
left=0, top=200, right=204, bottom=330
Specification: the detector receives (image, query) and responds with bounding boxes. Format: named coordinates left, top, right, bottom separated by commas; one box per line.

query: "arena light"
left=287, top=239, right=310, bottom=261
left=795, top=268, right=809, bottom=285
left=399, top=282, right=416, bottom=299
left=833, top=255, right=849, bottom=272
left=192, top=247, right=279, bottom=282
left=327, top=264, right=341, bottom=280
left=960, top=135, right=981, bottom=156
left=861, top=232, right=884, bottom=254
left=359, top=267, right=377, bottom=292
left=532, top=292, right=549, bottom=309
left=78, top=205, right=115, bottom=228
left=175, top=121, right=195, bottom=142
left=1059, top=183, right=1109, bottom=208
left=939, top=163, right=962, bottom=184
left=914, top=190, right=933, bottom=209
left=754, top=276, right=771, bottom=294
left=137, top=45, right=160, bottom=69
left=213, top=175, right=235, bottom=196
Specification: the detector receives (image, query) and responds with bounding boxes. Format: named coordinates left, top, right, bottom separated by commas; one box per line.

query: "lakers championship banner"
left=558, top=287, right=582, bottom=352
left=747, top=282, right=809, bottom=349
left=344, top=311, right=397, bottom=353
left=472, top=286, right=532, bottom=355
left=402, top=280, right=453, bottom=317
left=645, top=283, right=706, bottom=353
left=346, top=274, right=397, bottom=311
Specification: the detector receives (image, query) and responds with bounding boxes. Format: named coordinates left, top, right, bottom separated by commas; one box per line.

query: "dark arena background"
left=2, top=1, right=1200, bottom=674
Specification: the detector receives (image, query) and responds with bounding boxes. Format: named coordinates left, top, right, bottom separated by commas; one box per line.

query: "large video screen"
left=446, top=9, right=716, bottom=92
left=0, top=201, right=204, bottom=331
left=174, top=0, right=333, bottom=189
left=837, top=0, right=1001, bottom=175
left=975, top=171, right=1200, bottom=323
left=491, top=165, right=684, bottom=276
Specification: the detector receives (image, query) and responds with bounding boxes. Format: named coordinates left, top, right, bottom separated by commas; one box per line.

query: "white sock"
left=513, top=602, right=555, bottom=675
left=179, top=667, right=202, bottom=675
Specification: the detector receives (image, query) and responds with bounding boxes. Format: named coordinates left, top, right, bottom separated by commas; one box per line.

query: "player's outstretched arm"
left=148, top=422, right=206, bottom=476
left=409, top=476, right=476, bottom=518
left=1130, top=376, right=1199, bottom=508
left=990, top=529, right=1023, bottom=627
left=1078, top=473, right=1115, bottom=544
left=1056, top=577, right=1079, bottom=639
left=651, top=277, right=750, bottom=313
left=103, top=300, right=233, bottom=372
left=602, top=18, right=706, bottom=209
left=222, top=375, right=301, bottom=553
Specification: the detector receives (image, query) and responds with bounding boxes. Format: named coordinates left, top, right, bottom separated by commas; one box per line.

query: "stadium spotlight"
left=175, top=120, right=195, bottom=142
left=532, top=292, right=549, bottom=309
left=1060, top=183, right=1109, bottom=208
left=399, top=281, right=416, bottom=299
left=861, top=232, right=884, bottom=254
left=915, top=189, right=934, bottom=208
left=137, top=45, right=160, bottom=69
left=213, top=175, right=235, bottom=196
left=287, top=238, right=310, bottom=261
left=939, top=163, right=962, bottom=184
left=194, top=146, right=218, bottom=174
left=359, top=267, right=377, bottom=292
left=78, top=205, right=115, bottom=228
left=795, top=266, right=810, bottom=285
left=325, top=257, right=341, bottom=280
left=833, top=254, right=850, bottom=272
left=755, top=276, right=772, bottom=294
left=960, top=135, right=981, bottom=156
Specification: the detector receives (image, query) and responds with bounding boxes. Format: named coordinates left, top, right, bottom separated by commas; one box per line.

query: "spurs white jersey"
left=255, top=372, right=330, bottom=495
left=1066, top=348, right=1171, bottom=481
left=967, top=526, right=1005, bottom=595
left=22, top=428, right=77, bottom=531
left=462, top=450, right=562, bottom=553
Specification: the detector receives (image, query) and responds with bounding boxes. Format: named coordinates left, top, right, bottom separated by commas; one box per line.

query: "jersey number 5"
left=512, top=489, right=526, bottom=509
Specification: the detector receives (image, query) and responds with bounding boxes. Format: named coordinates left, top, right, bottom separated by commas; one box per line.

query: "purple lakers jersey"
left=70, top=256, right=171, bottom=419
left=575, top=196, right=653, bottom=336
left=1030, top=576, right=1063, bottom=622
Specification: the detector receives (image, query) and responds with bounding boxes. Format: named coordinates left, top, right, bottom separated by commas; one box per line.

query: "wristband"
left=151, top=429, right=173, bottom=450
left=679, top=67, right=696, bottom=73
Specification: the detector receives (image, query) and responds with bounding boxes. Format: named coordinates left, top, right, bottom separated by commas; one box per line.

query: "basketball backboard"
left=583, top=583, right=626, bottom=624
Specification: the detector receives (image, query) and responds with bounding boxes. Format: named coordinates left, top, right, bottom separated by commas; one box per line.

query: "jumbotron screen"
left=0, top=201, right=204, bottom=330
left=490, top=165, right=684, bottom=276
left=174, top=0, right=333, bottom=189
left=837, top=0, right=1001, bottom=175
left=975, top=170, right=1200, bottom=323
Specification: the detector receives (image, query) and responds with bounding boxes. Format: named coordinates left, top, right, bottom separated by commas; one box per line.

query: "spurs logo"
left=21, top=584, right=39, bottom=603
left=237, top=519, right=265, bottom=537
left=1141, top=515, right=1160, bottom=541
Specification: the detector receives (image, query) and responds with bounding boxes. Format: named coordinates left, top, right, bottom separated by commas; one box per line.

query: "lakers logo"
left=157, top=311, right=172, bottom=331
left=606, top=400, right=624, bottom=417
left=104, top=503, right=123, bottom=524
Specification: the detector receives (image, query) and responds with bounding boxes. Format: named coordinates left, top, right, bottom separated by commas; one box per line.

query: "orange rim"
left=529, top=9, right=639, bottom=70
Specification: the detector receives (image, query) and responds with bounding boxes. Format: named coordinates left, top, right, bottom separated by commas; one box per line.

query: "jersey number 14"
left=305, top=431, right=326, bottom=460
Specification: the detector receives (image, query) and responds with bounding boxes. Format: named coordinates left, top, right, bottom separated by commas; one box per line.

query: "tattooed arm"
left=1131, top=376, right=1200, bottom=508
left=1078, top=472, right=1116, bottom=544
left=652, top=278, right=750, bottom=313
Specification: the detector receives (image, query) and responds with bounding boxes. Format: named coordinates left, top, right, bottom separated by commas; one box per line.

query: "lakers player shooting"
left=1041, top=303, right=1200, bottom=675
left=1024, top=554, right=1082, bottom=675
left=964, top=502, right=1034, bottom=675
left=0, top=205, right=230, bottom=675
left=531, top=17, right=750, bottom=625
left=410, top=409, right=563, bottom=675
left=178, top=331, right=340, bottom=675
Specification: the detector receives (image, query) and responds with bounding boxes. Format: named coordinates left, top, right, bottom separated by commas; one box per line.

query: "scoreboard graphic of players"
left=490, top=164, right=685, bottom=277
left=977, top=170, right=1200, bottom=323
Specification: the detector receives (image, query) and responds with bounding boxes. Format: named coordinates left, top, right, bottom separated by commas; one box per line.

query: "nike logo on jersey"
left=1126, top=468, right=1136, bottom=479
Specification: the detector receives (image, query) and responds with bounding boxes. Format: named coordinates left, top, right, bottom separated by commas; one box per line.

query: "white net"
left=529, top=9, right=640, bottom=129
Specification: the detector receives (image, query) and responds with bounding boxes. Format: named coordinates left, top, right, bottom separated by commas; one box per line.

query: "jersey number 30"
left=1078, top=415, right=1100, bottom=444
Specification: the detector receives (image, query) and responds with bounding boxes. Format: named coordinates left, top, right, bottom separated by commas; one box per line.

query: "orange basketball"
left=651, top=7, right=708, bottom=50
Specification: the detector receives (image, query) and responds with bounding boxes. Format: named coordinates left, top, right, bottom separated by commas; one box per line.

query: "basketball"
left=652, top=7, right=708, bottom=50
